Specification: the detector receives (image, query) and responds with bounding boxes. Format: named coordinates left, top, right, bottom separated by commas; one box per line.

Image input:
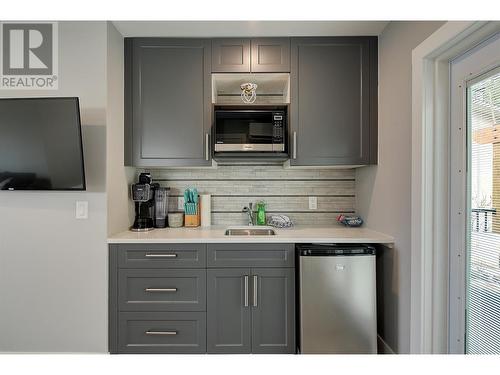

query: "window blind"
left=467, top=70, right=500, bottom=354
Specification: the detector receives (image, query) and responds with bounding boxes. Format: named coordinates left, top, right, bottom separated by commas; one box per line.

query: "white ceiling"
left=112, top=21, right=389, bottom=37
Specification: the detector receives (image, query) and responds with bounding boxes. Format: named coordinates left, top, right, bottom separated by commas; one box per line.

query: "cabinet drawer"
left=116, top=244, right=206, bottom=268
left=118, top=269, right=206, bottom=311
left=118, top=312, right=206, bottom=353
left=207, top=244, right=295, bottom=268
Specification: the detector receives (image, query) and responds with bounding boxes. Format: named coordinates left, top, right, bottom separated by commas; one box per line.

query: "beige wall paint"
left=356, top=21, right=445, bottom=354
left=106, top=22, right=135, bottom=236
left=0, top=22, right=108, bottom=352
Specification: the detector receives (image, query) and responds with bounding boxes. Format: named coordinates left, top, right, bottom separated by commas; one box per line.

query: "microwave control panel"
left=272, top=112, right=285, bottom=144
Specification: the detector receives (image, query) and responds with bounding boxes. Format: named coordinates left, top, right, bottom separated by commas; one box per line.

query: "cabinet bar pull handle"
left=144, top=288, right=177, bottom=293
left=205, top=133, right=210, bottom=161
left=145, top=253, right=177, bottom=258
left=293, top=132, right=297, bottom=159
left=253, top=275, right=258, bottom=307
left=145, top=330, right=177, bottom=336
left=244, top=275, right=249, bottom=307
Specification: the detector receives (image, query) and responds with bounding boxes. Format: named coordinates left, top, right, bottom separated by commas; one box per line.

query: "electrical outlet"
left=308, top=196, right=318, bottom=210
left=75, top=201, right=88, bottom=219
left=178, top=196, right=185, bottom=210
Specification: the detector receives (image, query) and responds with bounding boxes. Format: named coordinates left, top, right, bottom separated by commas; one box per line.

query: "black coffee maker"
left=131, top=173, right=158, bottom=232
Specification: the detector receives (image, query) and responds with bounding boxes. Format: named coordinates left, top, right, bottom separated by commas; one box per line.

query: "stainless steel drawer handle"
left=144, top=288, right=178, bottom=293
left=205, top=133, right=210, bottom=161
left=253, top=275, right=258, bottom=307
left=145, top=330, right=177, bottom=336
left=293, top=132, right=297, bottom=159
left=144, top=253, right=177, bottom=258
left=244, top=275, right=249, bottom=307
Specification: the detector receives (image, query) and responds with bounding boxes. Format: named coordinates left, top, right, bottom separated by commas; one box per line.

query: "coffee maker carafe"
left=131, top=173, right=158, bottom=231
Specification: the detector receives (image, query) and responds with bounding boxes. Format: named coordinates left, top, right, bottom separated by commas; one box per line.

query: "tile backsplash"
left=150, top=166, right=355, bottom=226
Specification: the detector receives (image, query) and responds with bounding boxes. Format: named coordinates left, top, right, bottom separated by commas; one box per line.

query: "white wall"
left=356, top=21, right=445, bottom=354
left=0, top=22, right=108, bottom=352
left=106, top=22, right=135, bottom=236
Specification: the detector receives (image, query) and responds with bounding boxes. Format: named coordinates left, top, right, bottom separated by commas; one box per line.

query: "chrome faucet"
left=242, top=203, right=254, bottom=226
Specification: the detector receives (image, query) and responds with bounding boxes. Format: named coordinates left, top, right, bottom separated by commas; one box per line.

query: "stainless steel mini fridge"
left=298, top=244, right=377, bottom=354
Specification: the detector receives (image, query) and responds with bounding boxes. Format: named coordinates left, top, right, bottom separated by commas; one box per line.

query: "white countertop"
left=108, top=225, right=394, bottom=246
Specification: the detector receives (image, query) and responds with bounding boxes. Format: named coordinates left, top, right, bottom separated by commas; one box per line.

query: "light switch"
left=76, top=201, right=88, bottom=219
left=309, top=196, right=317, bottom=210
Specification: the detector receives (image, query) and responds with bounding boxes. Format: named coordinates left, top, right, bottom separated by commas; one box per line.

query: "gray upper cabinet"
left=211, top=38, right=250, bottom=72
left=125, top=38, right=212, bottom=167
left=290, top=37, right=378, bottom=166
left=251, top=38, right=290, bottom=72
left=212, top=38, right=290, bottom=73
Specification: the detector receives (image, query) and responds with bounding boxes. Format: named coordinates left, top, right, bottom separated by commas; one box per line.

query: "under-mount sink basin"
left=224, top=226, right=276, bottom=236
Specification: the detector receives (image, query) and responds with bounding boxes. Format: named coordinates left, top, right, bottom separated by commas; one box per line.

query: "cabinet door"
left=212, top=38, right=250, bottom=72
left=125, top=38, right=212, bottom=167
left=207, top=268, right=251, bottom=353
left=290, top=37, right=377, bottom=166
left=251, top=268, right=295, bottom=353
left=251, top=38, right=290, bottom=72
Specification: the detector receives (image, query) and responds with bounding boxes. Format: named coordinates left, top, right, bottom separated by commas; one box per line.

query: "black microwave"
left=213, top=106, right=287, bottom=154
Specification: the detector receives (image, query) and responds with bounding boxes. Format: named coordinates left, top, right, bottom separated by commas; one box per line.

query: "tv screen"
left=0, top=97, right=86, bottom=191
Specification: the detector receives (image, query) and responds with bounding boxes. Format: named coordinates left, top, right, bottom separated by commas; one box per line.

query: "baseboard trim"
left=377, top=334, right=395, bottom=354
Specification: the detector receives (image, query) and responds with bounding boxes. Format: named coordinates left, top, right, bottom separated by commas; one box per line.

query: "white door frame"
left=410, top=21, right=500, bottom=354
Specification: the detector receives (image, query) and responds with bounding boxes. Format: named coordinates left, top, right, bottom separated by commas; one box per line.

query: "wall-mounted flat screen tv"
left=0, top=97, right=86, bottom=190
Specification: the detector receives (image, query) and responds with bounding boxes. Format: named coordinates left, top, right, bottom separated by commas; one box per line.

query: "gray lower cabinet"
left=110, top=243, right=295, bottom=354
left=290, top=37, right=378, bottom=166
left=206, top=268, right=252, bottom=353
left=109, top=244, right=208, bottom=354
left=251, top=268, right=295, bottom=353
left=118, top=269, right=206, bottom=312
left=207, top=243, right=295, bottom=268
left=125, top=38, right=212, bottom=167
left=118, top=312, right=206, bottom=354
left=207, top=267, right=295, bottom=354
left=117, top=243, right=206, bottom=269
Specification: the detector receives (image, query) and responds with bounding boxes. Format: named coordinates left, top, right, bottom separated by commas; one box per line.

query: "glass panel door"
left=466, top=69, right=500, bottom=354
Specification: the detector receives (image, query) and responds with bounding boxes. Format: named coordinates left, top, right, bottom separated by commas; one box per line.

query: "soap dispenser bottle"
left=256, top=201, right=266, bottom=225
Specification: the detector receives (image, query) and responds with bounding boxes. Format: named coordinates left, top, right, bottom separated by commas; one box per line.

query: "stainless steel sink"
left=225, top=226, right=276, bottom=236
